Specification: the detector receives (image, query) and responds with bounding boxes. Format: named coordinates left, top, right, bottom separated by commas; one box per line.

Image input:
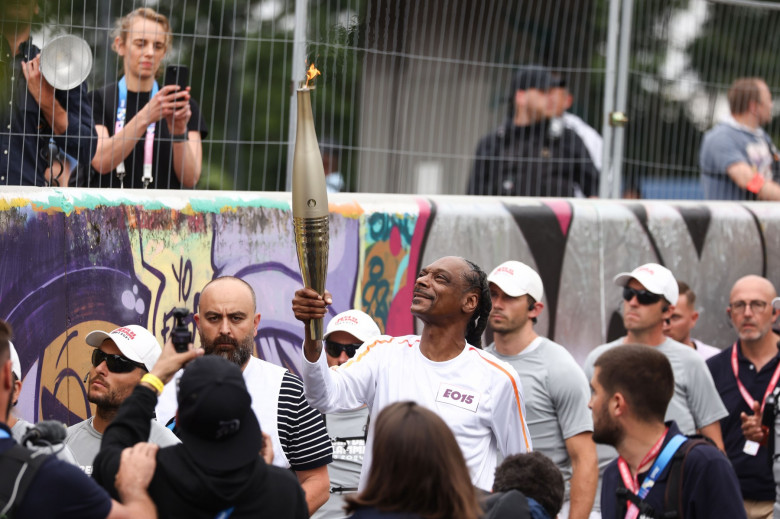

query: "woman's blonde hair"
left=111, top=7, right=172, bottom=53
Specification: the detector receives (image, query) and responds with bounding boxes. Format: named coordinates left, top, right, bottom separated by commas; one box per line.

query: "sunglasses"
left=91, top=349, right=147, bottom=374
left=622, top=286, right=663, bottom=305
left=325, top=340, right=362, bottom=359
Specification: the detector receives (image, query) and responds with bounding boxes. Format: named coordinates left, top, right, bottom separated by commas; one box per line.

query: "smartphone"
left=164, top=65, right=189, bottom=90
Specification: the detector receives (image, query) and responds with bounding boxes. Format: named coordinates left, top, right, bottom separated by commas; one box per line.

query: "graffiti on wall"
left=0, top=190, right=777, bottom=426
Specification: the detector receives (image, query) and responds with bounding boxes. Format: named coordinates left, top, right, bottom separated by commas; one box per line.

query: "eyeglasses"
left=324, top=340, right=362, bottom=359
left=622, top=286, right=663, bottom=305
left=729, top=300, right=769, bottom=314
left=91, top=349, right=147, bottom=373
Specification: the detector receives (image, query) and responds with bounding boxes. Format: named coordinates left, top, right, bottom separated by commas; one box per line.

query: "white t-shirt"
left=302, top=335, right=532, bottom=491
left=65, top=416, right=179, bottom=475
left=692, top=338, right=720, bottom=360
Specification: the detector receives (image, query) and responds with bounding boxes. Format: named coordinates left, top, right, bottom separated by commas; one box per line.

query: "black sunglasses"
left=325, top=340, right=362, bottom=359
left=622, top=286, right=663, bottom=305
left=91, top=349, right=147, bottom=373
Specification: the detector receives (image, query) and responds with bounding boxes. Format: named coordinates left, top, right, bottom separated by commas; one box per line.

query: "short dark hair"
left=492, top=452, right=564, bottom=518
left=728, top=78, right=764, bottom=114
left=345, top=402, right=482, bottom=519
left=677, top=281, right=695, bottom=307
left=594, top=344, right=674, bottom=423
left=0, top=319, right=11, bottom=364
left=462, top=259, right=491, bottom=347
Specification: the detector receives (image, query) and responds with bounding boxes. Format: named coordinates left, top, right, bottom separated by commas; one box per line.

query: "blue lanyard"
left=637, top=434, right=687, bottom=498
left=116, top=76, right=158, bottom=130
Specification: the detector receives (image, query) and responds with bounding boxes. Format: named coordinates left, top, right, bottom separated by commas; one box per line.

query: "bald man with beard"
left=155, top=277, right=333, bottom=516
left=707, top=275, right=780, bottom=519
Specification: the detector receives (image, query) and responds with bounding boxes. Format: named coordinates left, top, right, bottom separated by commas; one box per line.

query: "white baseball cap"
left=487, top=261, right=544, bottom=301
left=9, top=341, right=21, bottom=380
left=324, top=310, right=381, bottom=343
left=85, top=325, right=161, bottom=372
left=613, top=263, right=678, bottom=306
left=773, top=297, right=780, bottom=310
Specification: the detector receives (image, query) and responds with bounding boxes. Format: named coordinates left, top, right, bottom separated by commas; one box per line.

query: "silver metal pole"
left=611, top=0, right=635, bottom=199
left=285, top=0, right=309, bottom=191
left=599, top=0, right=621, bottom=199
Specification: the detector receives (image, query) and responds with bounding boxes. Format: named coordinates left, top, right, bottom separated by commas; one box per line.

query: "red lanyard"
left=617, top=428, right=669, bottom=519
left=731, top=342, right=780, bottom=414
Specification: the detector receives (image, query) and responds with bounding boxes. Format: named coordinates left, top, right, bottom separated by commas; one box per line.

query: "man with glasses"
left=706, top=276, right=780, bottom=519
left=312, top=310, right=381, bottom=519
left=583, top=263, right=727, bottom=514
left=65, top=325, right=179, bottom=474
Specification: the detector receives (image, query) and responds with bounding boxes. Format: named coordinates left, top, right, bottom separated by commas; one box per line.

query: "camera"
left=171, top=307, right=192, bottom=353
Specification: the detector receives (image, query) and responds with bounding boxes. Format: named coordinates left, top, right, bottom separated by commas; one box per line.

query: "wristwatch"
left=172, top=132, right=188, bottom=142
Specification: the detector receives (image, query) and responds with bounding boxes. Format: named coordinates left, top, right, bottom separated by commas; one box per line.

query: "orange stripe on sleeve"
left=470, top=347, right=531, bottom=452
left=341, top=336, right=401, bottom=369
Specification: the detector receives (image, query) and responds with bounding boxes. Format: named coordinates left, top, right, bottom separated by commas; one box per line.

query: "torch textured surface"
left=292, top=88, right=329, bottom=340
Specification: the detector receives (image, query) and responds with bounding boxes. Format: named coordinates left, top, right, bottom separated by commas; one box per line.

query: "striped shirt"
left=156, top=355, right=332, bottom=471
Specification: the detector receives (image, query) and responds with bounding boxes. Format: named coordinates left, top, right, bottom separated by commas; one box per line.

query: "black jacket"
left=93, top=385, right=308, bottom=519
left=468, top=120, right=599, bottom=197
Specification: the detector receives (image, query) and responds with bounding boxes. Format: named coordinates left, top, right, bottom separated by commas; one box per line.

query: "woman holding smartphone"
left=90, top=7, right=207, bottom=188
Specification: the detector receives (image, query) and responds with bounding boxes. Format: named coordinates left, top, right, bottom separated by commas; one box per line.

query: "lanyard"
left=731, top=342, right=780, bottom=414
left=618, top=428, right=686, bottom=519
left=115, top=76, right=158, bottom=185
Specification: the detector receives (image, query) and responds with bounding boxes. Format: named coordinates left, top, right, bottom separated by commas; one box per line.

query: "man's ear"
left=193, top=312, right=201, bottom=329
left=253, top=313, right=262, bottom=336
left=612, top=392, right=627, bottom=417
left=462, top=291, right=478, bottom=315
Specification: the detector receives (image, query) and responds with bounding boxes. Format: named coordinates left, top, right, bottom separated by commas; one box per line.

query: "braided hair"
left=461, top=259, right=491, bottom=347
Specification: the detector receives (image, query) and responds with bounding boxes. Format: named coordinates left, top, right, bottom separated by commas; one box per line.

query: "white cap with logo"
left=324, top=310, right=381, bottom=343
left=487, top=261, right=544, bottom=301
left=9, top=341, right=21, bottom=380
left=613, top=263, right=678, bottom=306
left=85, top=325, right=161, bottom=372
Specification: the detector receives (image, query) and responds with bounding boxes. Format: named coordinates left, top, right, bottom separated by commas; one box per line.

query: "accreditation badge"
left=743, top=440, right=760, bottom=456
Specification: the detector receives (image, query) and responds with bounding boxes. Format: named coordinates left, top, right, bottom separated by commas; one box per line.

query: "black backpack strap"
left=662, top=437, right=713, bottom=519
left=0, top=444, right=51, bottom=518
left=615, top=476, right=665, bottom=519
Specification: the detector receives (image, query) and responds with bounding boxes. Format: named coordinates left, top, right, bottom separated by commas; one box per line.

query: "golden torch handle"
left=292, top=85, right=329, bottom=341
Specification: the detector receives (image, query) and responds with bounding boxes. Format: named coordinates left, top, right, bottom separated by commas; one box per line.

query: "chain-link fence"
left=1, top=0, right=779, bottom=198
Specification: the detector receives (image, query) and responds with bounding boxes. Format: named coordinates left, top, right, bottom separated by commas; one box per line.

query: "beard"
left=591, top=407, right=624, bottom=447
left=200, top=331, right=254, bottom=368
left=87, top=375, right=130, bottom=411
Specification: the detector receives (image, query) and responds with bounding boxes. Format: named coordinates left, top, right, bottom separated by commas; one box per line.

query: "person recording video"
left=90, top=7, right=207, bottom=189
left=0, top=0, right=95, bottom=186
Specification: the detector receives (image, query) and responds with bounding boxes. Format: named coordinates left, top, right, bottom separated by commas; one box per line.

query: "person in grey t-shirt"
left=583, top=263, right=727, bottom=513
left=484, top=261, right=598, bottom=519
left=65, top=324, right=179, bottom=474
left=312, top=310, right=381, bottom=519
left=699, top=77, right=780, bottom=201
left=8, top=340, right=78, bottom=464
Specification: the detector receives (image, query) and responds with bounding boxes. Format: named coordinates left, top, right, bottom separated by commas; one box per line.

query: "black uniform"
left=468, top=120, right=599, bottom=197
left=93, top=386, right=308, bottom=519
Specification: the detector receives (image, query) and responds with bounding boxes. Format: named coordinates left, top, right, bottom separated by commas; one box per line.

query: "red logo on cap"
left=637, top=267, right=655, bottom=275
left=115, top=327, right=137, bottom=340
left=496, top=266, right=514, bottom=276
left=336, top=316, right=359, bottom=325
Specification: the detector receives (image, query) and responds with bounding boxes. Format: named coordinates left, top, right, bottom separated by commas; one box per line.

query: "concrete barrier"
left=1, top=187, right=776, bottom=424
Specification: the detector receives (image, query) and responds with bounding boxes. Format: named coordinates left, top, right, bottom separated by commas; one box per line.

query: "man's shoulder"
left=585, top=339, right=621, bottom=363
left=65, top=418, right=96, bottom=440
left=659, top=338, right=706, bottom=363
left=705, top=342, right=731, bottom=369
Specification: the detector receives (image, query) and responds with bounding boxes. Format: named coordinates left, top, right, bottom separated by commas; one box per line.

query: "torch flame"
left=305, top=63, right=321, bottom=88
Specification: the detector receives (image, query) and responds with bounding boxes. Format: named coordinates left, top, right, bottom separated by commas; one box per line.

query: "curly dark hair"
left=492, top=452, right=564, bottom=518
left=461, top=259, right=491, bottom=347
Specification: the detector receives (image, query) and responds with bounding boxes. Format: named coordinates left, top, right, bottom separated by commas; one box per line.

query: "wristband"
left=140, top=373, right=164, bottom=395
left=760, top=425, right=770, bottom=446
left=172, top=133, right=188, bottom=142
left=746, top=172, right=765, bottom=194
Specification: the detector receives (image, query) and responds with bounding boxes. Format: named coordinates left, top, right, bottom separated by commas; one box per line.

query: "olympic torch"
left=293, top=64, right=329, bottom=340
